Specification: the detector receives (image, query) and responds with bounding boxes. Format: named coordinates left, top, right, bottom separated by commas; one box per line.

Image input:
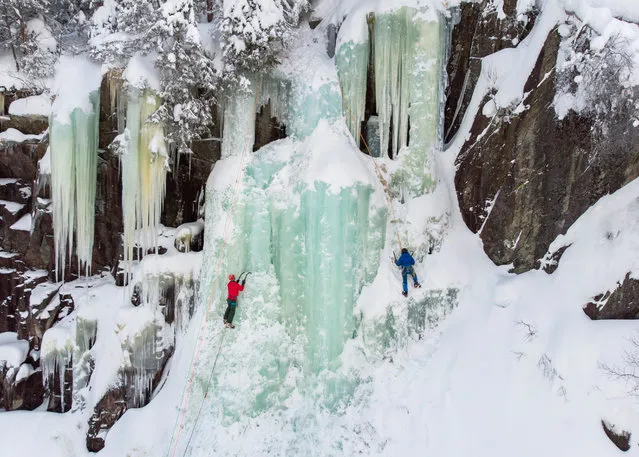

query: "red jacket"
left=227, top=281, right=244, bottom=300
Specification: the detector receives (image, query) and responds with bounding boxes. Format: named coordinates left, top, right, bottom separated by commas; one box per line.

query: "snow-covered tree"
left=221, top=0, right=308, bottom=75
left=89, top=0, right=161, bottom=64
left=153, top=0, right=218, bottom=155
left=0, top=0, right=47, bottom=72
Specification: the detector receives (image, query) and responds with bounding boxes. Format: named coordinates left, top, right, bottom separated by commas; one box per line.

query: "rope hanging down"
left=337, top=80, right=405, bottom=250
left=181, top=328, right=228, bottom=455
left=166, top=75, right=264, bottom=457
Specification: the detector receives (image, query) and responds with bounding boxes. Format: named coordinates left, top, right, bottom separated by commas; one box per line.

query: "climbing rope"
left=181, top=328, right=228, bottom=455
left=166, top=75, right=264, bottom=457
left=337, top=81, right=405, bottom=250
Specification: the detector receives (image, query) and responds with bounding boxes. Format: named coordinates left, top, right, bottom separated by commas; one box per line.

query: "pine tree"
left=89, top=0, right=160, bottom=64
left=221, top=0, right=308, bottom=75
left=153, top=0, right=218, bottom=155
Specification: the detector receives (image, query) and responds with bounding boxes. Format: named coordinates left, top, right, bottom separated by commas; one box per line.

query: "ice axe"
left=238, top=271, right=251, bottom=285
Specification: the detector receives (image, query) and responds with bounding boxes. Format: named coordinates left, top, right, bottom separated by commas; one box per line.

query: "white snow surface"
left=0, top=128, right=44, bottom=143
left=0, top=333, right=29, bottom=368
left=0, top=53, right=27, bottom=89
left=26, top=17, right=57, bottom=52
left=10, top=213, right=32, bottom=232
left=8, top=94, right=52, bottom=117
left=124, top=54, right=161, bottom=91
left=50, top=56, right=102, bottom=124
left=0, top=199, right=24, bottom=215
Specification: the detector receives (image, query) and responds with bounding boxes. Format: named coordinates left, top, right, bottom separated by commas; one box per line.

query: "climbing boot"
left=227, top=323, right=235, bottom=329
left=402, top=291, right=408, bottom=297
left=414, top=282, right=421, bottom=288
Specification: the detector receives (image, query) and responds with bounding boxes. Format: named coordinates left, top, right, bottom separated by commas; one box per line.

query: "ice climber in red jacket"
left=223, top=274, right=245, bottom=329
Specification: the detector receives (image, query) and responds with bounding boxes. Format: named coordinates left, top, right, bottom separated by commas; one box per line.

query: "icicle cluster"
left=335, top=13, right=370, bottom=144
left=222, top=90, right=257, bottom=159
left=258, top=76, right=291, bottom=124
left=121, top=88, right=169, bottom=283
left=73, top=314, right=97, bottom=398
left=373, top=7, right=416, bottom=159
left=50, top=91, right=100, bottom=277
left=41, top=326, right=74, bottom=411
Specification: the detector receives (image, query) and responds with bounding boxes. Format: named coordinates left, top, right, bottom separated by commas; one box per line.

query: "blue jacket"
left=396, top=252, right=415, bottom=268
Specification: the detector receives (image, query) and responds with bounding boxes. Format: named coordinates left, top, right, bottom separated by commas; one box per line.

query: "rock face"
left=0, top=69, right=215, bottom=426
left=450, top=3, right=639, bottom=273
left=584, top=274, right=639, bottom=320
left=445, top=0, right=537, bottom=143
left=601, top=420, right=631, bottom=452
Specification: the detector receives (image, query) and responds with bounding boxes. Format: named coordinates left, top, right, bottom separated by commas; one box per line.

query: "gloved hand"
left=240, top=280, right=245, bottom=286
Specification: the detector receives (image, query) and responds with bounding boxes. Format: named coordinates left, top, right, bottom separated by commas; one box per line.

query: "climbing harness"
left=166, top=75, right=264, bottom=457
left=336, top=80, right=406, bottom=251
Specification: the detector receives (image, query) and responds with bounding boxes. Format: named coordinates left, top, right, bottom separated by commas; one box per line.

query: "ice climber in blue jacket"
left=395, top=248, right=421, bottom=297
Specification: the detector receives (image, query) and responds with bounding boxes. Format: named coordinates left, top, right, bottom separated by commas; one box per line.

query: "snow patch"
left=9, top=94, right=52, bottom=117
left=0, top=333, right=29, bottom=368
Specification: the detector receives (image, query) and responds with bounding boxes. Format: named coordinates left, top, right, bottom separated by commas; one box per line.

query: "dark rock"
left=454, top=26, right=639, bottom=273
left=3, top=367, right=45, bottom=411
left=326, top=23, right=337, bottom=58
left=602, top=420, right=631, bottom=452
left=541, top=244, right=571, bottom=274
left=584, top=273, right=639, bottom=320
left=93, top=148, right=123, bottom=276
left=99, top=70, right=124, bottom=150
left=162, top=130, right=219, bottom=228
left=0, top=140, right=46, bottom=181
left=45, top=356, right=73, bottom=413
left=0, top=115, right=48, bottom=135
left=254, top=101, right=287, bottom=152
left=444, top=0, right=537, bottom=143
left=86, top=385, right=128, bottom=452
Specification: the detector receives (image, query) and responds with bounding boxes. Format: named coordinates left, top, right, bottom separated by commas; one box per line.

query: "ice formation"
left=41, top=325, right=74, bottom=411
left=257, top=75, right=290, bottom=125
left=50, top=90, right=101, bottom=277
left=333, top=6, right=445, bottom=195
left=116, top=305, right=167, bottom=407
left=73, top=312, right=97, bottom=400
left=202, top=114, right=387, bottom=374
left=221, top=89, right=257, bottom=159
left=335, top=11, right=370, bottom=144
left=121, top=88, right=169, bottom=282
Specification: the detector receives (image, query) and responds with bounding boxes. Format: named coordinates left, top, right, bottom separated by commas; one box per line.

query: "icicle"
left=373, top=7, right=416, bottom=159
left=50, top=90, right=100, bottom=278
left=41, top=325, right=74, bottom=411
left=121, top=88, right=168, bottom=284
left=335, top=12, right=370, bottom=143
left=257, top=75, right=291, bottom=125
left=222, top=89, right=257, bottom=159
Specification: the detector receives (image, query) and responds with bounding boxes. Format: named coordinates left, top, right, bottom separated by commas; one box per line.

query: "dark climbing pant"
left=224, top=299, right=237, bottom=324
left=402, top=266, right=418, bottom=293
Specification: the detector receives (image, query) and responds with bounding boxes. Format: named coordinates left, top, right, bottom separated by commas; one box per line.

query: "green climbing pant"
left=224, top=299, right=237, bottom=324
